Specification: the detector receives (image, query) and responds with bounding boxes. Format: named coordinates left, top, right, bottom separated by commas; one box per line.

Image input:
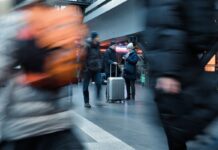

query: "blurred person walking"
left=123, top=43, right=139, bottom=100
left=145, top=0, right=218, bottom=150
left=0, top=0, right=87, bottom=149
left=83, top=32, right=102, bottom=108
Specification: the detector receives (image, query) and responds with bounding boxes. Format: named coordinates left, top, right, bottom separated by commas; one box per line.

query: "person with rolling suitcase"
left=106, top=64, right=125, bottom=103
left=104, top=41, right=121, bottom=78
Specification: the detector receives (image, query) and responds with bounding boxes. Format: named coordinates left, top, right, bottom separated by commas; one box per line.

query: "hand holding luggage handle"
left=110, top=63, right=118, bottom=77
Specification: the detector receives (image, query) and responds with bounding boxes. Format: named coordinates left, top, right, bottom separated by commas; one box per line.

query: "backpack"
left=15, top=5, right=88, bottom=89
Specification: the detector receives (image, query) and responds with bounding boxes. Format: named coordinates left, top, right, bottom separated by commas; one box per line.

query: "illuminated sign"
left=116, top=46, right=128, bottom=53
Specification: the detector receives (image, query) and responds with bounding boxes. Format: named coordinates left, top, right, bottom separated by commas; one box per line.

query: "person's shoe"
left=125, top=97, right=131, bottom=100
left=84, top=103, right=91, bottom=108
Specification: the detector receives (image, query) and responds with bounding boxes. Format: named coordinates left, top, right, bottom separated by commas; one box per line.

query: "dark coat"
left=145, top=0, right=218, bottom=141
left=85, top=41, right=102, bottom=72
left=123, top=50, right=139, bottom=80
left=103, top=48, right=118, bottom=75
left=146, top=0, right=216, bottom=82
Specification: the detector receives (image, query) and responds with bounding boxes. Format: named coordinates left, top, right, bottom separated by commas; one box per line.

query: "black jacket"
left=103, top=48, right=117, bottom=74
left=85, top=41, right=102, bottom=72
left=146, top=0, right=217, bottom=82
left=145, top=0, right=218, bottom=141
left=123, top=50, right=139, bottom=80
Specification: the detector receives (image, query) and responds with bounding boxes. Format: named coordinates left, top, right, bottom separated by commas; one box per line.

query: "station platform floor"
left=70, top=83, right=218, bottom=150
left=70, top=84, right=168, bottom=150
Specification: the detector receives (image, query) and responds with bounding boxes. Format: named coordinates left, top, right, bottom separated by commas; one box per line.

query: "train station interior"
left=0, top=0, right=218, bottom=150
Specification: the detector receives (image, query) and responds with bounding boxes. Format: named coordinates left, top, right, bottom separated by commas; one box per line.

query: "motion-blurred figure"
left=123, top=43, right=139, bottom=100
left=145, top=0, right=218, bottom=149
left=0, top=0, right=87, bottom=149
left=83, top=32, right=103, bottom=108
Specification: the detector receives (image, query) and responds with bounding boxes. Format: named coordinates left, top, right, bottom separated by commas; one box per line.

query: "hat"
left=110, top=41, right=116, bottom=46
left=91, top=31, right=99, bottom=39
left=127, top=42, right=134, bottom=49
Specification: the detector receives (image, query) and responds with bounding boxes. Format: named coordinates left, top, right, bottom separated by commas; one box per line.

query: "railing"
left=85, top=0, right=111, bottom=14
left=63, top=0, right=95, bottom=6
left=84, top=0, right=127, bottom=22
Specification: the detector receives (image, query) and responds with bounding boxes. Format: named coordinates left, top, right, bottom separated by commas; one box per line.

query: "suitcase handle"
left=110, top=64, right=118, bottom=77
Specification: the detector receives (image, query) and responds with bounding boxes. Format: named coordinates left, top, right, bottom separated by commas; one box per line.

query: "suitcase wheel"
left=107, top=100, right=124, bottom=103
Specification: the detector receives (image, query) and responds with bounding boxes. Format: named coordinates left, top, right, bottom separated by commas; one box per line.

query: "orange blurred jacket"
left=16, top=4, right=88, bottom=89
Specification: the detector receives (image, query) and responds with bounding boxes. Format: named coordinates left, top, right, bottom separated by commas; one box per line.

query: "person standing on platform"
left=123, top=43, right=139, bottom=100
left=104, top=41, right=120, bottom=78
left=83, top=32, right=102, bottom=108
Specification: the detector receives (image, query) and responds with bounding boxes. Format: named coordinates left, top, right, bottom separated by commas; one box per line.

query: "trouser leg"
left=95, top=72, right=102, bottom=100
left=155, top=92, right=188, bottom=150
left=164, top=125, right=187, bottom=150
left=125, top=79, right=131, bottom=98
left=83, top=71, right=91, bottom=104
left=130, top=80, right=136, bottom=99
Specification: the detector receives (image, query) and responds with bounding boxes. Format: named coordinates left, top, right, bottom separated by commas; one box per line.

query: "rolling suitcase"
left=106, top=64, right=125, bottom=103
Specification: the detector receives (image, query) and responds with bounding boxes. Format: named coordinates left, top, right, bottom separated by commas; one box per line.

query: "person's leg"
left=166, top=131, right=187, bottom=150
left=125, top=78, right=131, bottom=99
left=83, top=71, right=91, bottom=107
left=155, top=91, right=189, bottom=150
left=130, top=80, right=136, bottom=100
left=94, top=71, right=102, bottom=100
left=163, top=124, right=187, bottom=150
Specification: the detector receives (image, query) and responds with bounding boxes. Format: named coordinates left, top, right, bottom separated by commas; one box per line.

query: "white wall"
left=85, top=0, right=146, bottom=41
